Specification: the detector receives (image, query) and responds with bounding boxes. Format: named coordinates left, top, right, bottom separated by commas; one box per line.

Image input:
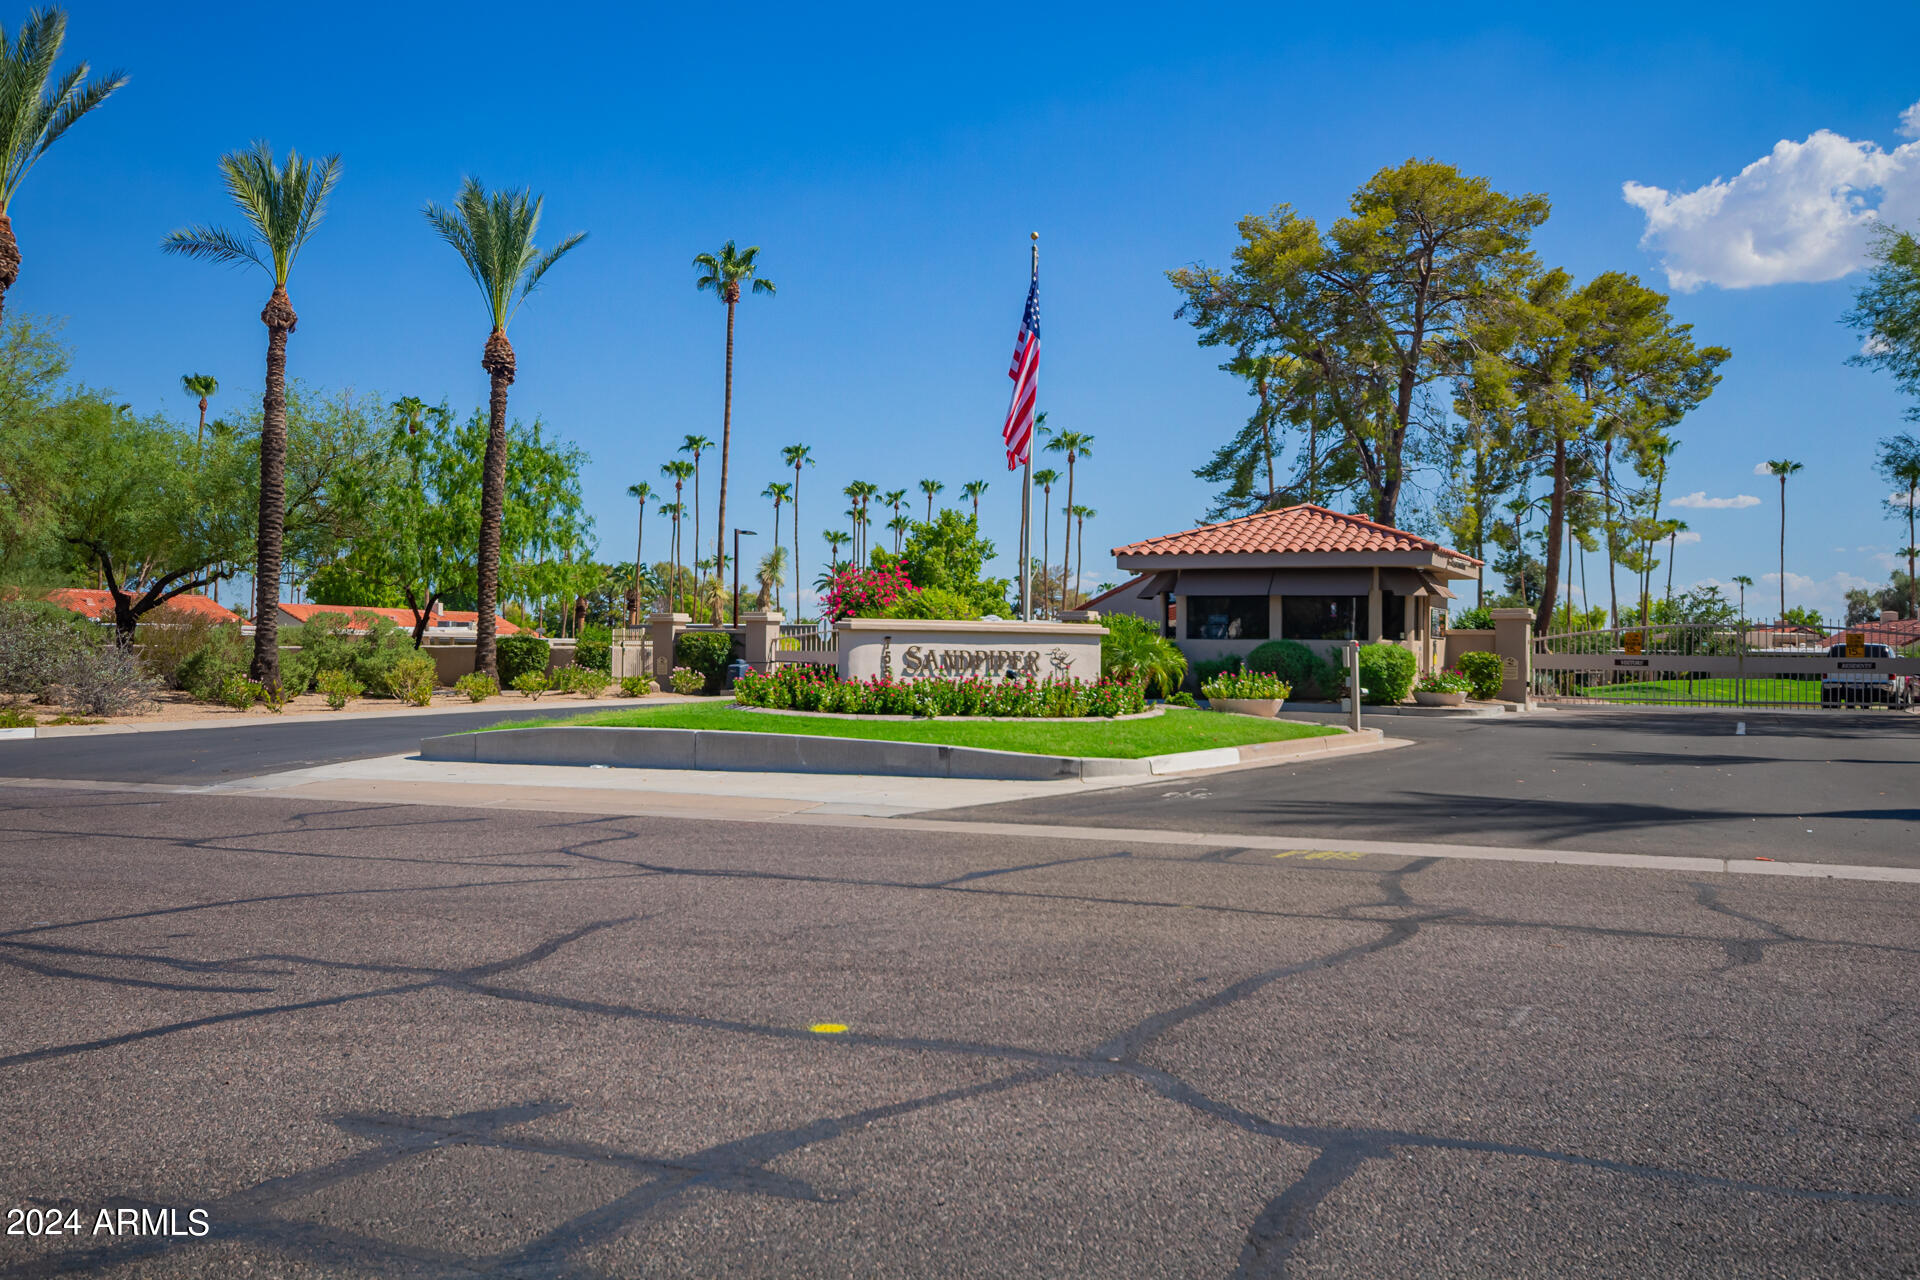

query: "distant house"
left=1819, top=614, right=1920, bottom=649
left=1091, top=504, right=1482, bottom=675
left=43, top=588, right=240, bottom=625
left=275, top=602, right=524, bottom=637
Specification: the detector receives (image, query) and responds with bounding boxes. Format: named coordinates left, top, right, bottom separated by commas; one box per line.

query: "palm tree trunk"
left=1665, top=531, right=1676, bottom=602
left=632, top=501, right=645, bottom=624
left=692, top=455, right=702, bottom=583
left=0, top=213, right=19, bottom=331
left=475, top=328, right=515, bottom=677
left=250, top=286, right=297, bottom=688
left=792, top=465, right=803, bottom=618
left=1908, top=484, right=1916, bottom=620
left=716, top=299, right=736, bottom=573
left=1040, top=492, right=1052, bottom=617
left=197, top=397, right=208, bottom=451
left=1778, top=475, right=1787, bottom=623
left=1538, top=437, right=1567, bottom=634
left=1075, top=513, right=1084, bottom=602
left=1062, top=457, right=1076, bottom=611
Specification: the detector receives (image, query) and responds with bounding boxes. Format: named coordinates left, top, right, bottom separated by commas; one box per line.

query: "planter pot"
left=1212, top=697, right=1285, bottom=718
left=1414, top=690, right=1466, bottom=707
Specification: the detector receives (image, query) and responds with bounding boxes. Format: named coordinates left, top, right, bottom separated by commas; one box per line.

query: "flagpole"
left=1020, top=232, right=1037, bottom=622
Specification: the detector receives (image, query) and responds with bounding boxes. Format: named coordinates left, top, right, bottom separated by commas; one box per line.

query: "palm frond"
left=0, top=7, right=125, bottom=207
left=160, top=224, right=264, bottom=270
left=514, top=230, right=586, bottom=315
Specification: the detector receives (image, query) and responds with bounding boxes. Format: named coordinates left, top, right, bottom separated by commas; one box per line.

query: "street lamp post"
left=731, top=528, right=758, bottom=625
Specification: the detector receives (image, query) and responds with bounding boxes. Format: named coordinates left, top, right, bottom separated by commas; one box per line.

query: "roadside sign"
left=1845, top=632, right=1865, bottom=658
left=1623, top=631, right=1643, bottom=656
left=1614, top=658, right=1650, bottom=668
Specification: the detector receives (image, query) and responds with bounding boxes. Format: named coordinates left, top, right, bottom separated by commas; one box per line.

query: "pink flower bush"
left=820, top=564, right=917, bottom=621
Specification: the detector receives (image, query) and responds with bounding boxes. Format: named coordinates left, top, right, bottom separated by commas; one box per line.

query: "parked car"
left=1820, top=643, right=1915, bottom=708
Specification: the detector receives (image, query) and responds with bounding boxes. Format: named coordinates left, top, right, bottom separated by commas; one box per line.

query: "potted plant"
left=1200, top=669, right=1291, bottom=717
left=1413, top=668, right=1472, bottom=706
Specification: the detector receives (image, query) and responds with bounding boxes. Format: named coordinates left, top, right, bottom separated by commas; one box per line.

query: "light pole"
left=731, top=528, right=758, bottom=625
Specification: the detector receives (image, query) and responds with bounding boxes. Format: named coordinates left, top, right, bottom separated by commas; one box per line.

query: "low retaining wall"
left=419, top=724, right=1381, bottom=781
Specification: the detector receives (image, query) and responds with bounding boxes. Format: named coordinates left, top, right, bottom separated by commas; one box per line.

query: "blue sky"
left=20, top=2, right=1920, bottom=620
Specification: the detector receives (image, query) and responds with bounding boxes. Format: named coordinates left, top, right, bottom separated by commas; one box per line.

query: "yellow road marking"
left=1273, top=850, right=1367, bottom=861
left=809, top=1023, right=848, bottom=1034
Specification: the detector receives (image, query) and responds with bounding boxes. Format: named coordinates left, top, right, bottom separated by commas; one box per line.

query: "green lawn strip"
left=469, top=700, right=1340, bottom=759
left=1581, top=677, right=1818, bottom=705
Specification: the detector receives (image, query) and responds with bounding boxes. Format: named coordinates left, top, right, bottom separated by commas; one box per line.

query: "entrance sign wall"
left=834, top=618, right=1106, bottom=684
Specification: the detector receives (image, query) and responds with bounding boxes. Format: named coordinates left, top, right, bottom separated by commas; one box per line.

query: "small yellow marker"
left=809, top=1023, right=848, bottom=1034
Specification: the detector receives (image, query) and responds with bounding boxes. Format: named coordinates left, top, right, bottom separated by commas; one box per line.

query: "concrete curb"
left=23, top=694, right=705, bottom=739
left=419, top=724, right=1384, bottom=781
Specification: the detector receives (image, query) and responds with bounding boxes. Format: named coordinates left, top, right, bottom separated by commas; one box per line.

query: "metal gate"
left=1532, top=622, right=1920, bottom=709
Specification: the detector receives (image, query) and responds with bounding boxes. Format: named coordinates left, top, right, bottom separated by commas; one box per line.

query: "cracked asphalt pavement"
left=2, top=783, right=1916, bottom=1276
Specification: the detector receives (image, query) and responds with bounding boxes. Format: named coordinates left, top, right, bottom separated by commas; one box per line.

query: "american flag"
left=1001, top=266, right=1039, bottom=470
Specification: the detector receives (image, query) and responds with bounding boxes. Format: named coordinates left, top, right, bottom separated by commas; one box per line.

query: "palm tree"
left=659, top=499, right=686, bottom=612
left=626, top=481, right=652, bottom=622
left=1071, top=504, right=1095, bottom=608
left=848, top=480, right=878, bottom=562
left=781, top=444, right=813, bottom=616
left=164, top=142, right=341, bottom=688
left=761, top=480, right=792, bottom=607
left=1033, top=467, right=1060, bottom=612
left=887, top=513, right=909, bottom=553
left=1767, top=458, right=1803, bottom=623
left=1876, top=435, right=1920, bottom=620
left=1732, top=574, right=1754, bottom=625
left=918, top=478, right=943, bottom=522
left=679, top=433, right=713, bottom=572
left=1044, top=430, right=1094, bottom=621
left=693, top=241, right=775, bottom=577
left=661, top=460, right=694, bottom=611
left=1637, top=438, right=1678, bottom=629
left=754, top=545, right=788, bottom=611
left=823, top=529, right=850, bottom=570
left=421, top=178, right=585, bottom=676
left=961, top=479, right=988, bottom=521
left=180, top=373, right=218, bottom=449
left=1662, top=519, right=1688, bottom=604
left=0, top=10, right=125, bottom=327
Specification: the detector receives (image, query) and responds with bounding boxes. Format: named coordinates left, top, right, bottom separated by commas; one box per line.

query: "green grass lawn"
left=1576, top=677, right=1819, bottom=705
left=472, top=700, right=1342, bottom=759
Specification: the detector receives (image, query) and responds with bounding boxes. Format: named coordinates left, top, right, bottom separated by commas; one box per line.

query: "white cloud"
left=1624, top=101, right=1920, bottom=290
left=1670, top=490, right=1760, bottom=509
left=1753, top=462, right=1777, bottom=476
left=1672, top=529, right=1702, bottom=545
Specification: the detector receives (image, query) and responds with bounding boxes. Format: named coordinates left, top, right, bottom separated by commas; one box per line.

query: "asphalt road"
left=946, top=708, right=1920, bottom=867
left=0, top=788, right=1914, bottom=1277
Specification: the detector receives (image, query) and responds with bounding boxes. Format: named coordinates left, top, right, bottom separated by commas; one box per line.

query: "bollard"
left=1347, top=641, right=1362, bottom=733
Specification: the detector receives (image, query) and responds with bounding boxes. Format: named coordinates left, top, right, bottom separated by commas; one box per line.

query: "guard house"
left=1088, top=504, right=1482, bottom=676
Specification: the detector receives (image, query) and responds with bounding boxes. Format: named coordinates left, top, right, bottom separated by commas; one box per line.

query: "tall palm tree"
left=1071, top=504, right=1095, bottom=609
left=660, top=500, right=686, bottom=612
left=1662, top=519, right=1688, bottom=604
left=421, top=178, right=584, bottom=675
left=0, top=10, right=125, bottom=326
left=823, top=529, right=850, bottom=570
left=918, top=478, right=943, bottom=522
left=679, top=433, right=712, bottom=572
left=1767, top=458, right=1803, bottom=623
left=762, top=480, right=792, bottom=607
left=1876, top=435, right=1920, bottom=621
left=1045, top=430, right=1094, bottom=619
left=164, top=142, right=341, bottom=687
left=1732, top=574, right=1754, bottom=625
left=180, top=373, right=218, bottom=449
left=1033, top=467, right=1060, bottom=612
left=781, top=443, right=813, bottom=616
left=846, top=480, right=878, bottom=563
left=887, top=513, right=909, bottom=553
left=661, top=460, right=693, bottom=612
left=693, top=241, right=775, bottom=577
left=1635, top=438, right=1678, bottom=629
left=961, top=479, right=988, bottom=521
left=626, top=481, right=652, bottom=622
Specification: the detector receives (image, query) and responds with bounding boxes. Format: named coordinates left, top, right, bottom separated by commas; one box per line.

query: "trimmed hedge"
left=1357, top=643, right=1416, bottom=705
left=496, top=635, right=551, bottom=685
left=1457, top=650, right=1504, bottom=700
left=674, top=630, right=734, bottom=694
left=1245, top=639, right=1341, bottom=699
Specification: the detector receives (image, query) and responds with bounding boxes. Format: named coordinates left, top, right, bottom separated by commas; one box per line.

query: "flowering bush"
left=1415, top=668, right=1473, bottom=694
left=820, top=564, right=917, bottom=621
left=732, top=665, right=1145, bottom=718
left=1199, top=671, right=1291, bottom=702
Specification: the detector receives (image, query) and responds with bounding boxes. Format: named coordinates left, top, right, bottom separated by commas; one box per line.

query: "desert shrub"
left=277, top=647, right=318, bottom=696
left=1357, top=643, right=1416, bottom=705
left=554, top=665, right=609, bottom=697
left=0, top=600, right=95, bottom=704
left=618, top=675, right=654, bottom=697
left=217, top=673, right=262, bottom=710
left=574, top=624, right=612, bottom=673
left=175, top=625, right=249, bottom=701
left=288, top=611, right=364, bottom=674
left=453, top=672, right=498, bottom=703
left=382, top=652, right=437, bottom=706
left=133, top=605, right=227, bottom=687
left=0, top=707, right=35, bottom=727
left=346, top=617, right=419, bottom=693
left=511, top=671, right=549, bottom=699
left=1166, top=691, right=1198, bottom=709
left=1456, top=650, right=1504, bottom=700
left=668, top=666, right=705, bottom=695
left=673, top=630, right=734, bottom=693
left=497, top=635, right=552, bottom=686
left=259, top=681, right=297, bottom=713
left=1100, top=614, right=1186, bottom=698
left=51, top=643, right=160, bottom=717
left=316, top=668, right=363, bottom=710
left=881, top=587, right=981, bottom=621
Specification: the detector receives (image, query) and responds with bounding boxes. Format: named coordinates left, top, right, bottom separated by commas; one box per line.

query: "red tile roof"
left=277, top=602, right=523, bottom=635
left=1112, top=504, right=1479, bottom=563
left=44, top=589, right=239, bottom=623
left=1820, top=618, right=1920, bottom=647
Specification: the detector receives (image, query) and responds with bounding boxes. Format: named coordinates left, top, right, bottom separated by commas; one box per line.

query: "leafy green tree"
left=1846, top=225, right=1920, bottom=396
left=1766, top=459, right=1803, bottom=624
left=0, top=9, right=125, bottom=326
left=1876, top=433, right=1920, bottom=619
left=1169, top=159, right=1550, bottom=527
left=423, top=178, right=585, bottom=677
left=899, top=508, right=1010, bottom=616
left=164, top=142, right=342, bottom=687
left=180, top=373, right=218, bottom=449
left=693, top=241, right=775, bottom=575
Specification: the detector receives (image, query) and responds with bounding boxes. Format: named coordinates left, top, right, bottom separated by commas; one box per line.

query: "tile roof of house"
left=1111, top=504, right=1480, bottom=563
left=1820, top=618, right=1920, bottom=647
left=44, top=588, right=239, bottom=623
left=277, top=603, right=523, bottom=635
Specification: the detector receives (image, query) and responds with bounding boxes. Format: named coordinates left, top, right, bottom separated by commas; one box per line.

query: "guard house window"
left=1185, top=596, right=1268, bottom=640
left=1281, top=595, right=1369, bottom=640
left=1381, top=592, right=1406, bottom=640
